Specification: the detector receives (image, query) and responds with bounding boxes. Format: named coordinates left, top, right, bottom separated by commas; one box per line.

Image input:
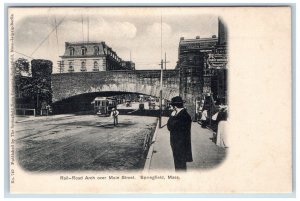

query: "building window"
left=188, top=55, right=194, bottom=64
left=93, top=61, right=99, bottom=71
left=81, top=61, right=86, bottom=72
left=81, top=47, right=87, bottom=56
left=94, top=46, right=99, bottom=55
left=69, top=47, right=75, bottom=56
left=68, top=61, right=74, bottom=72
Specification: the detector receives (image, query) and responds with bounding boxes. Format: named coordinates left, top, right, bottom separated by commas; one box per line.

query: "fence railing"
left=15, top=108, right=36, bottom=116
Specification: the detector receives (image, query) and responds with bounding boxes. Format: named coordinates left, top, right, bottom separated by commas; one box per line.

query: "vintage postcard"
left=7, top=6, right=292, bottom=194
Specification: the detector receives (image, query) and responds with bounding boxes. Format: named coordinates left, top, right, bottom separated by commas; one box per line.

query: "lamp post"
left=159, top=59, right=163, bottom=128
left=36, top=88, right=40, bottom=115
left=36, top=78, right=46, bottom=116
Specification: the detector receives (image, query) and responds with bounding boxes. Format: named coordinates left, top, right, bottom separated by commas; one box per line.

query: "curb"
left=143, top=118, right=160, bottom=173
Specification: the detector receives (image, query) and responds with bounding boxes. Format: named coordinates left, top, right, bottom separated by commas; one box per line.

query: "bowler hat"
left=170, top=96, right=184, bottom=105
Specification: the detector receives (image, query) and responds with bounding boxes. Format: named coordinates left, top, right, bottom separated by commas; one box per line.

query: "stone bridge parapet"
left=51, top=70, right=180, bottom=102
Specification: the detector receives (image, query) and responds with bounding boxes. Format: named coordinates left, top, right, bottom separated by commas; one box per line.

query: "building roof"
left=65, top=41, right=105, bottom=45
left=179, top=36, right=218, bottom=52
left=179, top=37, right=218, bottom=45
left=60, top=41, right=122, bottom=60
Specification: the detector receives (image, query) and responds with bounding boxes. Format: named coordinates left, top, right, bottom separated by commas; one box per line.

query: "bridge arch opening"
left=51, top=91, right=165, bottom=115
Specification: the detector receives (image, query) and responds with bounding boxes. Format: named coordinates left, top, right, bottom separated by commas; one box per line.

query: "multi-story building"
left=59, top=41, right=134, bottom=73
left=177, top=18, right=228, bottom=106
left=177, top=35, right=218, bottom=103
left=204, top=18, right=228, bottom=104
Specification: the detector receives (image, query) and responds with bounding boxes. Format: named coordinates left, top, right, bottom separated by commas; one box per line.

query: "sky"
left=12, top=7, right=218, bottom=73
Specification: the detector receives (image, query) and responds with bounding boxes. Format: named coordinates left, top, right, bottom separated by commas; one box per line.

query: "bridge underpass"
left=51, top=91, right=173, bottom=117
left=51, top=70, right=180, bottom=115
left=51, top=91, right=143, bottom=114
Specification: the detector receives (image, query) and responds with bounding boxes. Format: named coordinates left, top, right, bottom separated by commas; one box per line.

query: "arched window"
left=68, top=61, right=74, bottom=72
left=81, top=61, right=86, bottom=71
left=69, top=47, right=75, bottom=56
left=93, top=61, right=99, bottom=71
left=81, top=47, right=87, bottom=56
left=94, top=46, right=99, bottom=55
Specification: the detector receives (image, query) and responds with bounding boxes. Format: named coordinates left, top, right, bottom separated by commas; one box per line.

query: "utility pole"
left=87, top=15, right=89, bottom=42
left=159, top=59, right=163, bottom=128
left=36, top=87, right=41, bottom=116
left=57, top=60, right=64, bottom=73
left=57, top=61, right=62, bottom=73
left=158, top=53, right=169, bottom=128
left=81, top=14, right=84, bottom=43
left=164, top=52, right=170, bottom=70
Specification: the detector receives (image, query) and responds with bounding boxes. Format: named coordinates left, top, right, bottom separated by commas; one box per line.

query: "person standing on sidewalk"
left=167, top=96, right=193, bottom=171
left=110, top=108, right=119, bottom=126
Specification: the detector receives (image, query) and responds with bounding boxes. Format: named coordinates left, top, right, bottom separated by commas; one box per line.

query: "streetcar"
left=91, top=97, right=117, bottom=116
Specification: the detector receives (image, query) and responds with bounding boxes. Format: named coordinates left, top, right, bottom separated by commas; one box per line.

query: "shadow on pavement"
left=95, top=122, right=135, bottom=129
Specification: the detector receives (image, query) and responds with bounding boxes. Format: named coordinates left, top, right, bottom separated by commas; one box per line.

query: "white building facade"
left=59, top=41, right=134, bottom=73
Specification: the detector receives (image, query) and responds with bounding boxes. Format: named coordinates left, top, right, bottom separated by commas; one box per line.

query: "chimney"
left=196, top=36, right=200, bottom=39
left=212, top=35, right=217, bottom=38
left=180, top=37, right=184, bottom=41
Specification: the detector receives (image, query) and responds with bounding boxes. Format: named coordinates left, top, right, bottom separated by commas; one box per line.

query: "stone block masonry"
left=51, top=70, right=180, bottom=103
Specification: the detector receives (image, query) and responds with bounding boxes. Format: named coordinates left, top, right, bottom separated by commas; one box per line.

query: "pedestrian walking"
left=167, top=96, right=193, bottom=171
left=110, top=108, right=119, bottom=126
left=200, top=108, right=209, bottom=128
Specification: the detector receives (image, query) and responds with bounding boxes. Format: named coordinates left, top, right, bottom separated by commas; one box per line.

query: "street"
left=14, top=114, right=157, bottom=171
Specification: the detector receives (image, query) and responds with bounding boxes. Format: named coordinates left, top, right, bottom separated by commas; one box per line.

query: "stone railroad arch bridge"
left=51, top=70, right=180, bottom=103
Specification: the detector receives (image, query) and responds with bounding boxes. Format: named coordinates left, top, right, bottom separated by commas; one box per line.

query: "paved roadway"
left=14, top=114, right=157, bottom=171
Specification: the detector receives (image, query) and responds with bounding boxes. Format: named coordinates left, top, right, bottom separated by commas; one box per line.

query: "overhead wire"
left=30, top=16, right=65, bottom=57
left=81, top=14, right=85, bottom=43
left=54, top=16, right=60, bottom=55
left=14, top=51, right=34, bottom=59
left=87, top=14, right=89, bottom=42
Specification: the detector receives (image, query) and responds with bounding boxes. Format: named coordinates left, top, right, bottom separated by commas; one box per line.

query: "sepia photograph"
left=12, top=7, right=228, bottom=173
left=6, top=5, right=293, bottom=195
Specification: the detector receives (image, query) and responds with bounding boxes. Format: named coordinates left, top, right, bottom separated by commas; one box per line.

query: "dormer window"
left=69, top=47, right=75, bottom=56
left=81, top=47, right=87, bottom=56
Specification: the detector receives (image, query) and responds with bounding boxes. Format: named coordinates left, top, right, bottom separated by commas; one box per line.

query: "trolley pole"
left=159, top=59, right=163, bottom=128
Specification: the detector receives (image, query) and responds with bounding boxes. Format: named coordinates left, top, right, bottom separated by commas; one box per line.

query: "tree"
left=31, top=59, right=53, bottom=108
left=14, top=58, right=30, bottom=76
left=14, top=59, right=53, bottom=113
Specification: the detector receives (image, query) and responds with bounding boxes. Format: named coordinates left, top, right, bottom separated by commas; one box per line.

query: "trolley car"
left=91, top=97, right=117, bottom=116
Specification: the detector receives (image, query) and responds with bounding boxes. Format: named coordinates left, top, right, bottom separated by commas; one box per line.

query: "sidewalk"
left=144, top=117, right=227, bottom=172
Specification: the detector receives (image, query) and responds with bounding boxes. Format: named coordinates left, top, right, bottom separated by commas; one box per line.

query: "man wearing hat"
left=167, top=96, right=193, bottom=171
left=110, top=108, right=119, bottom=126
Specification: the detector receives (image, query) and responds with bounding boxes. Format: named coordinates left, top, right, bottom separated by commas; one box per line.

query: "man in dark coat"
left=167, top=96, right=193, bottom=171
